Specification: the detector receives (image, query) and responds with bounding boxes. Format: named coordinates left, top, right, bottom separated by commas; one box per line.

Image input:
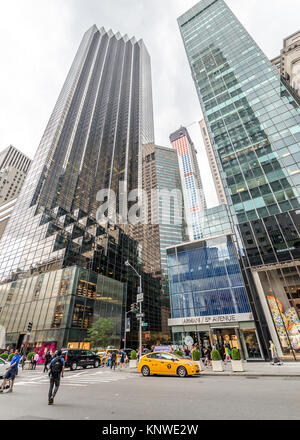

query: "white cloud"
left=0, top=0, right=298, bottom=207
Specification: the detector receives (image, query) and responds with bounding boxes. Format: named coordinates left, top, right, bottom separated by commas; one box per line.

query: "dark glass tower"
left=178, top=0, right=300, bottom=359
left=0, top=26, right=161, bottom=350
left=0, top=25, right=154, bottom=281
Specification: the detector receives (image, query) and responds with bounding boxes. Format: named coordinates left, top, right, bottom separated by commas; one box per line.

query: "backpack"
left=50, top=357, right=63, bottom=377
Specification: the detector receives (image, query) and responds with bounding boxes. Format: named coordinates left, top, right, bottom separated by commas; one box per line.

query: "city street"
left=1, top=366, right=300, bottom=420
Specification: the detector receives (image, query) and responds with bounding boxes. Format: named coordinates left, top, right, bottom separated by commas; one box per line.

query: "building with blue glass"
left=178, top=0, right=300, bottom=360
left=167, top=205, right=264, bottom=360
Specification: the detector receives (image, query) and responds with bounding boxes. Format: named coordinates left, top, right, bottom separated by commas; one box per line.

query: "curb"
left=125, top=369, right=300, bottom=378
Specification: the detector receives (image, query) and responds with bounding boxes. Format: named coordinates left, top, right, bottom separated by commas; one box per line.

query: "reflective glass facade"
left=178, top=0, right=300, bottom=358
left=0, top=26, right=164, bottom=349
left=170, top=127, right=207, bottom=240
left=167, top=235, right=251, bottom=318
left=0, top=266, right=125, bottom=349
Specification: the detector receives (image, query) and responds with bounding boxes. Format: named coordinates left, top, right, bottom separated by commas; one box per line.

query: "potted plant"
left=174, top=350, right=183, bottom=357
left=129, top=350, right=137, bottom=368
left=211, top=349, right=224, bottom=372
left=192, top=349, right=203, bottom=371
left=231, top=348, right=244, bottom=372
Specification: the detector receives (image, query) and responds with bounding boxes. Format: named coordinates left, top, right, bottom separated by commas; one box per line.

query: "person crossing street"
left=0, top=349, right=21, bottom=393
left=48, top=350, right=65, bottom=405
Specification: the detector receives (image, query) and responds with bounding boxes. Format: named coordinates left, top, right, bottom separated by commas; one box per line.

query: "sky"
left=0, top=0, right=299, bottom=207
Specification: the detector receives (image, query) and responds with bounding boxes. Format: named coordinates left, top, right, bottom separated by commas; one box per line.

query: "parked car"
left=61, top=349, right=100, bottom=371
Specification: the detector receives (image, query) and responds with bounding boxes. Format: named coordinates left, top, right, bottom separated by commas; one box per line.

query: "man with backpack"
left=48, top=350, right=65, bottom=405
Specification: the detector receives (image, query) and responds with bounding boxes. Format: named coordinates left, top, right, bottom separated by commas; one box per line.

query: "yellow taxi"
left=137, top=351, right=200, bottom=377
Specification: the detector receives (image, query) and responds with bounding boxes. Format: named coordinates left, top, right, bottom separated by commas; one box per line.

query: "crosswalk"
left=15, top=369, right=133, bottom=388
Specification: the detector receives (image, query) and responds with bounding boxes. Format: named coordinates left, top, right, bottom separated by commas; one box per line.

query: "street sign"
left=137, top=293, right=144, bottom=303
left=136, top=313, right=144, bottom=319
left=142, top=322, right=148, bottom=327
left=137, top=286, right=142, bottom=294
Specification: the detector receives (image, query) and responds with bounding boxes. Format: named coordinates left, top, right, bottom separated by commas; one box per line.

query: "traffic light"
left=130, top=303, right=137, bottom=313
left=27, top=322, right=32, bottom=333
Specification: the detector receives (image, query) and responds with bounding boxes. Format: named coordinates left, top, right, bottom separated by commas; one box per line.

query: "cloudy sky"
left=0, top=0, right=299, bottom=206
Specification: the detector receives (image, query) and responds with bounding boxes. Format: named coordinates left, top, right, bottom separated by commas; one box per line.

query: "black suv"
left=62, top=349, right=100, bottom=371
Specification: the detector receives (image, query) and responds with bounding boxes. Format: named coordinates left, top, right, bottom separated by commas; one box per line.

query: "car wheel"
left=141, top=365, right=150, bottom=377
left=70, top=362, right=78, bottom=371
left=94, top=360, right=100, bottom=368
left=83, top=365, right=87, bottom=369
left=177, top=366, right=187, bottom=378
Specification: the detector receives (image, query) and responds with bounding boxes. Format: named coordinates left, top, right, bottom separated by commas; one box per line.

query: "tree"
left=87, top=318, right=114, bottom=349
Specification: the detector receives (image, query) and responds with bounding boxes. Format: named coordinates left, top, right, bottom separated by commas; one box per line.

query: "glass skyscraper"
left=178, top=0, right=300, bottom=358
left=170, top=127, right=206, bottom=240
left=0, top=26, right=164, bottom=351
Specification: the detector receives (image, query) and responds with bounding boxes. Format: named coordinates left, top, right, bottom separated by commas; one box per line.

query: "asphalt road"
left=1, top=367, right=300, bottom=420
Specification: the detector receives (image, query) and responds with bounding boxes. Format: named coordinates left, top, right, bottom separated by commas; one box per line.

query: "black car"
left=61, top=349, right=100, bottom=371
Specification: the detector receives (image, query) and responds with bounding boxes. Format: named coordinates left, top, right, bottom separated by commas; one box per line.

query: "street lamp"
left=125, top=260, right=143, bottom=359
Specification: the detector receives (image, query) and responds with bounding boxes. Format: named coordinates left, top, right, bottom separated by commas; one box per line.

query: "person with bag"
left=48, top=350, right=65, bottom=405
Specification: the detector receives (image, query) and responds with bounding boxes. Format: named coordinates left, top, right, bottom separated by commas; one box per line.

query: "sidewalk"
left=127, top=362, right=300, bottom=377
left=199, top=361, right=300, bottom=377
left=21, top=362, right=300, bottom=377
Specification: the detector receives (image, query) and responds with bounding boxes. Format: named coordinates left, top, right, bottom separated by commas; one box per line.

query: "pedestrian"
left=20, top=353, right=26, bottom=370
left=269, top=340, right=282, bottom=365
left=44, top=352, right=52, bottom=373
left=224, top=344, right=231, bottom=365
left=106, top=352, right=111, bottom=367
left=0, top=349, right=21, bottom=393
left=184, top=345, right=190, bottom=359
left=119, top=350, right=126, bottom=368
left=32, top=352, right=39, bottom=370
left=110, top=351, right=117, bottom=370
left=48, top=350, right=65, bottom=405
left=204, top=345, right=212, bottom=367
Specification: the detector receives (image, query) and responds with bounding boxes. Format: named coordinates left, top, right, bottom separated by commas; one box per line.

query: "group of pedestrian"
left=105, top=350, right=127, bottom=369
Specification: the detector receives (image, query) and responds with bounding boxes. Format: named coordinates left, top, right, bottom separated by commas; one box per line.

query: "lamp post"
left=125, top=260, right=143, bottom=359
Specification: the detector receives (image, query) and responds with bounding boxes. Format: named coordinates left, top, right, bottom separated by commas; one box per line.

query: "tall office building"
left=0, top=26, right=162, bottom=350
left=0, top=146, right=31, bottom=239
left=170, top=127, right=206, bottom=240
left=136, top=143, right=185, bottom=333
left=199, top=119, right=227, bottom=205
left=271, top=30, right=300, bottom=97
left=178, top=0, right=300, bottom=359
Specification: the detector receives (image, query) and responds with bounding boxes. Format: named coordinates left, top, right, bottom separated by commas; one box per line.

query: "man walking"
left=43, top=352, right=52, bottom=373
left=110, top=351, right=117, bottom=371
left=0, top=349, right=21, bottom=393
left=48, top=350, right=65, bottom=405
left=32, top=352, right=39, bottom=370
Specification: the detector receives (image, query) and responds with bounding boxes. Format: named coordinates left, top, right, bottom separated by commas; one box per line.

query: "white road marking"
left=15, top=370, right=132, bottom=389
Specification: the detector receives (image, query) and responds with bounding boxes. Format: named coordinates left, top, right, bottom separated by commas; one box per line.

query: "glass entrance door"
left=211, top=328, right=244, bottom=359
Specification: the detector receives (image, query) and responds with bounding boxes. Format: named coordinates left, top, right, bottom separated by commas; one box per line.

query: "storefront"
left=253, top=263, right=300, bottom=360
left=169, top=314, right=264, bottom=361
left=167, top=235, right=265, bottom=360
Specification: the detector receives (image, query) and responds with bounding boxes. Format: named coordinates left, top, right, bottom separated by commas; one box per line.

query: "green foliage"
left=86, top=318, right=114, bottom=349
left=174, top=350, right=183, bottom=357
left=231, top=348, right=241, bottom=361
left=8, top=353, right=14, bottom=361
left=192, top=349, right=201, bottom=361
left=0, top=353, right=8, bottom=360
left=130, top=350, right=137, bottom=360
left=27, top=352, right=34, bottom=360
left=211, top=349, right=221, bottom=361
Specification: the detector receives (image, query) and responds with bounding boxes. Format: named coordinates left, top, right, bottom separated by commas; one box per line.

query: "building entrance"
left=211, top=328, right=243, bottom=360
